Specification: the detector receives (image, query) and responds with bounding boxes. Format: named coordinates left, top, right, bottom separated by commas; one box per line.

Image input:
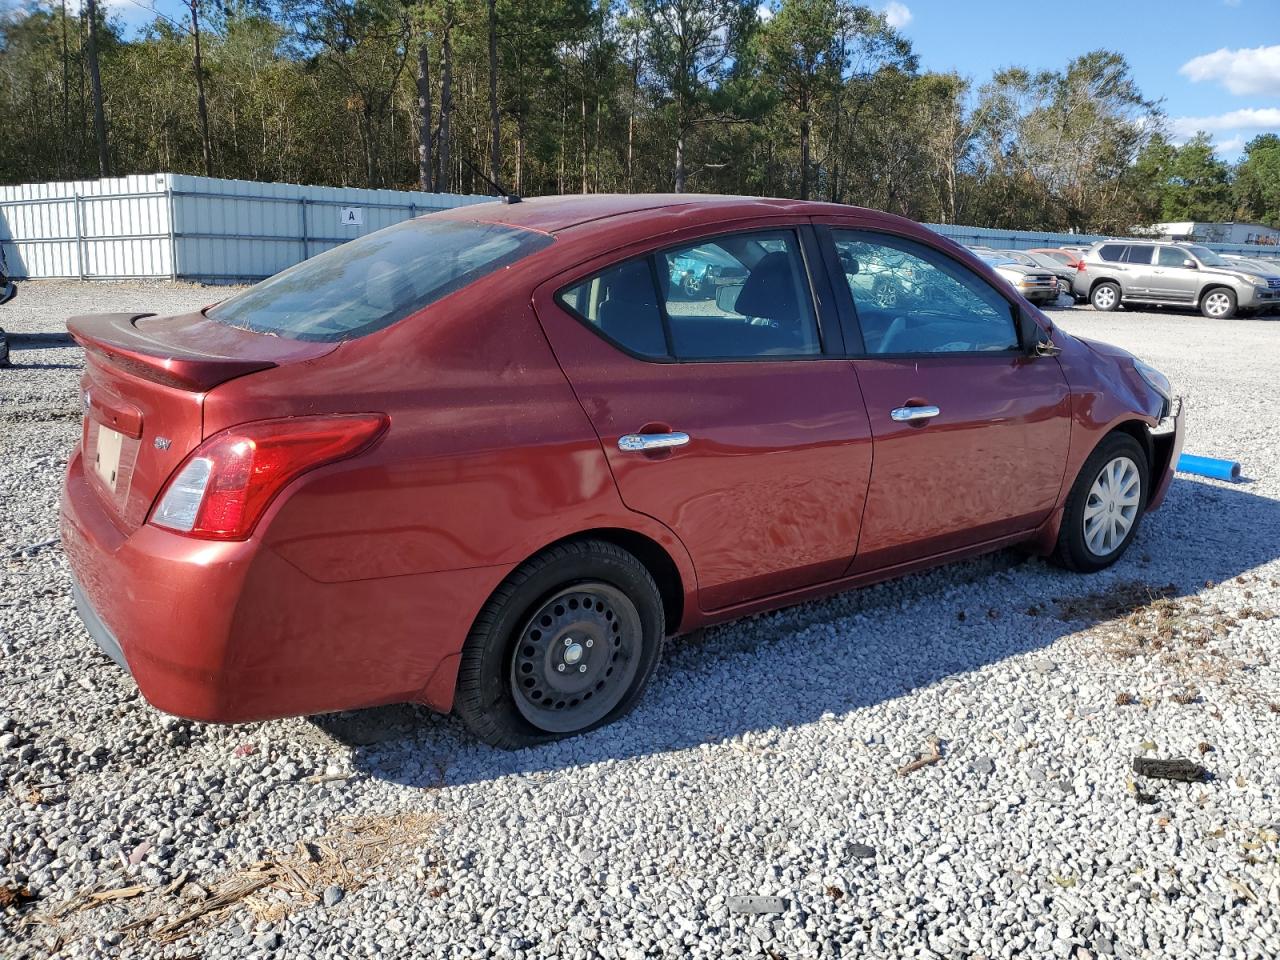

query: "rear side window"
left=557, top=230, right=822, bottom=360
left=559, top=259, right=667, bottom=358
left=208, top=219, right=552, bottom=341
left=1097, top=244, right=1126, bottom=262
left=660, top=232, right=820, bottom=358
left=1124, top=245, right=1154, bottom=265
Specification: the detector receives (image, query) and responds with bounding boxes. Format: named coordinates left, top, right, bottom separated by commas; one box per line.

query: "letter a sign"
left=340, top=207, right=363, bottom=226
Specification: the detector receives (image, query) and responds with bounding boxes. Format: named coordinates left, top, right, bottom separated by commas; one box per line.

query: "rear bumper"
left=1146, top=398, right=1184, bottom=512
left=60, top=448, right=511, bottom=722
left=72, top=580, right=129, bottom=671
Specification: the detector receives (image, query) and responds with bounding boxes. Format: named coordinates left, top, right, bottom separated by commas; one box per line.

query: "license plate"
left=94, top=424, right=124, bottom=490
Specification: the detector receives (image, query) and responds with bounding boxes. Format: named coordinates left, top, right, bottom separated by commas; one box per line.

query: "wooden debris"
left=84, top=885, right=146, bottom=906
left=897, top=738, right=943, bottom=776
left=150, top=872, right=276, bottom=942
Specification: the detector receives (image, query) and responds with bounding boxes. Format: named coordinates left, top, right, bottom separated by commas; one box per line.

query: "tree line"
left=2, top=0, right=1278, bottom=232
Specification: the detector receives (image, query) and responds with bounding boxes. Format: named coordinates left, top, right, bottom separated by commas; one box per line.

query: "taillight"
left=149, top=414, right=387, bottom=540
left=1076, top=260, right=1086, bottom=271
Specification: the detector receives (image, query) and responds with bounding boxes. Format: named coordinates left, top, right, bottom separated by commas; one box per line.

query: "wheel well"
left=1196, top=283, right=1233, bottom=304
left=540, top=528, right=685, bottom=635
left=1089, top=277, right=1120, bottom=295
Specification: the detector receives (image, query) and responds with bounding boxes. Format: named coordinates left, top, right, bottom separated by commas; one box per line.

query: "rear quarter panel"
left=198, top=259, right=698, bottom=709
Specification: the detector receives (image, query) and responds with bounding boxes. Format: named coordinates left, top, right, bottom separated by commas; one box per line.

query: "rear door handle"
left=619, top=432, right=690, bottom=452
left=890, top=405, right=940, bottom=422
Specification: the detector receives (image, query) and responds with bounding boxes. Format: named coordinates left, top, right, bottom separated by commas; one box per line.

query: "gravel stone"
left=969, top=755, right=996, bottom=775
left=2, top=284, right=1278, bottom=959
left=323, top=885, right=345, bottom=907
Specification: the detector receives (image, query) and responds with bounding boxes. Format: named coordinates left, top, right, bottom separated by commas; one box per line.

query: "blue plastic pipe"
left=1176, top=454, right=1242, bottom=482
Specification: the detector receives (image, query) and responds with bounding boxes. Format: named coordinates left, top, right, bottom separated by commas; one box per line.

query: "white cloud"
left=1170, top=107, right=1280, bottom=136
left=1214, top=135, right=1247, bottom=155
left=883, top=2, right=912, bottom=29
left=1179, top=44, right=1280, bottom=96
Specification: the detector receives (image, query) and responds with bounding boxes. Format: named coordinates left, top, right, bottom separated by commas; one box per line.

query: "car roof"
left=428, top=193, right=906, bottom=234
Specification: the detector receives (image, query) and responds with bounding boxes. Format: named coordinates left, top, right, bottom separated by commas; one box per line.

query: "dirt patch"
left=32, top=809, right=441, bottom=950
left=1056, top=579, right=1277, bottom=695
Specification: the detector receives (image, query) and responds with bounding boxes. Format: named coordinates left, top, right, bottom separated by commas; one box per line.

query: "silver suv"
left=1073, top=240, right=1280, bottom=318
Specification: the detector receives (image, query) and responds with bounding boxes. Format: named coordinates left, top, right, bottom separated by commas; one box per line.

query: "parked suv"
left=1073, top=240, right=1280, bottom=318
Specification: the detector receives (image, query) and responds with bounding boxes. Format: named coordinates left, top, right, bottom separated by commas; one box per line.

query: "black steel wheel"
left=454, top=540, right=665, bottom=748
left=509, top=583, right=643, bottom=733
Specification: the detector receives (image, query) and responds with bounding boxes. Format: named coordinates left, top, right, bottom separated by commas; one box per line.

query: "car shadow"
left=316, top=475, right=1280, bottom=788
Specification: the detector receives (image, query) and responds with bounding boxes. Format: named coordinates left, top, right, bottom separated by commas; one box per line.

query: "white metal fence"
left=0, top=174, right=491, bottom=283
left=4, top=176, right=1276, bottom=283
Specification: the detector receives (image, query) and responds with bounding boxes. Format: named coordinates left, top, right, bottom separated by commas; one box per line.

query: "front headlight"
left=1134, top=359, right=1171, bottom=404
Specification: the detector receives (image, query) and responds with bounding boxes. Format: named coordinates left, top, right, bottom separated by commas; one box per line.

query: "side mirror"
left=1019, top=309, right=1061, bottom=357
left=715, top=283, right=742, bottom=313
left=1182, top=259, right=1197, bottom=269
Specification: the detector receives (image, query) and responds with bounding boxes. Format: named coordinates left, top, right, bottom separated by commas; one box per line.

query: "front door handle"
left=619, top=432, right=691, bottom=452
left=890, top=405, right=941, bottom=422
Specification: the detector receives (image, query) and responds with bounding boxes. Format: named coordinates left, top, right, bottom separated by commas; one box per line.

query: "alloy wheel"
left=1203, top=291, right=1232, bottom=318
left=1083, top=455, right=1141, bottom=557
left=1093, top=286, right=1117, bottom=310
left=509, top=583, right=642, bottom=733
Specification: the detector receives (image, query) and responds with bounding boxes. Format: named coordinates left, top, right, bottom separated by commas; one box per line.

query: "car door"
left=1149, top=246, right=1199, bottom=302
left=533, top=225, right=874, bottom=612
left=819, top=225, right=1072, bottom=572
left=1120, top=244, right=1158, bottom=297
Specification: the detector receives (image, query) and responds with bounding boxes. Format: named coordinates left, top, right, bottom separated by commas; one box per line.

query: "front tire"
left=454, top=539, right=665, bottom=748
left=1052, top=432, right=1149, bottom=572
left=1200, top=287, right=1237, bottom=319
left=1091, top=281, right=1121, bottom=312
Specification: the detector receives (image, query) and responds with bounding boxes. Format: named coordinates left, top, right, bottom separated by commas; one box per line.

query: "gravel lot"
left=2, top=281, right=1278, bottom=960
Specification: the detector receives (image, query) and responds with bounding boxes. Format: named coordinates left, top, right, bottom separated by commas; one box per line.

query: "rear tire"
left=1091, top=281, right=1121, bottom=312
left=1052, top=432, right=1149, bottom=573
left=1200, top=287, right=1237, bottom=319
left=454, top=539, right=665, bottom=748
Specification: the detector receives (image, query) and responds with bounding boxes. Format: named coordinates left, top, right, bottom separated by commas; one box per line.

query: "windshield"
left=208, top=219, right=553, bottom=341
left=1184, top=245, right=1227, bottom=268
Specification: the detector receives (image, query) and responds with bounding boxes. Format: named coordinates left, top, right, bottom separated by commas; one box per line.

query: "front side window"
left=209, top=219, right=553, bottom=342
left=1157, top=247, right=1189, bottom=267
left=558, top=230, right=822, bottom=360
left=833, top=229, right=1019, bottom=355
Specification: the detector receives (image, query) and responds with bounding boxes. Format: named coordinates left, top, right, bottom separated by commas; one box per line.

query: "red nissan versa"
left=60, top=195, right=1183, bottom=747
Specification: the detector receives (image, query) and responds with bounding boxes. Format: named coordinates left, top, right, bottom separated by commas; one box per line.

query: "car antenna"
left=462, top=156, right=521, bottom=204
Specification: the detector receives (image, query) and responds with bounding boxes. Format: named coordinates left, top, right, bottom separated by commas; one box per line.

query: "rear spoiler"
left=68, top=312, right=280, bottom=392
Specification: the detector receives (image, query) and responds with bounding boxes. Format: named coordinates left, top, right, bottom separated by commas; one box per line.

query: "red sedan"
left=61, top=195, right=1183, bottom=746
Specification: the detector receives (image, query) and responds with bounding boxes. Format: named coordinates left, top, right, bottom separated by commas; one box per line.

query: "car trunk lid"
left=69, top=310, right=337, bottom=532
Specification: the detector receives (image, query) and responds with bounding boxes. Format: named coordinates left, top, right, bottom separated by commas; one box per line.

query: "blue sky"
left=883, top=0, right=1280, bottom=159
left=77, top=0, right=1280, bottom=161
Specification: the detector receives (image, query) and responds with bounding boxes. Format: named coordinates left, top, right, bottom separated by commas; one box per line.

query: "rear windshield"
left=207, top=219, right=553, bottom=341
